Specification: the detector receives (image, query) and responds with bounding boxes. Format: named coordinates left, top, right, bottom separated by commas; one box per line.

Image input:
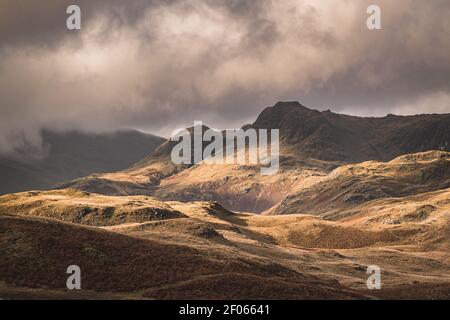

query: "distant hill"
left=0, top=130, right=165, bottom=194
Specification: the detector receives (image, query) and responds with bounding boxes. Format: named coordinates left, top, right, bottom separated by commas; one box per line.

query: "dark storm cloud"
left=0, top=0, right=268, bottom=49
left=0, top=0, right=449, bottom=155
left=0, top=0, right=164, bottom=48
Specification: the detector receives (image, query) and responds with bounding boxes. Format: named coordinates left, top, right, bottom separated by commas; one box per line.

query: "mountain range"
left=59, top=101, right=450, bottom=213
left=1, top=101, right=449, bottom=299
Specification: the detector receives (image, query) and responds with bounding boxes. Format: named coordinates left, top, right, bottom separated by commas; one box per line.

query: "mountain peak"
left=251, top=101, right=450, bottom=163
left=252, top=101, right=317, bottom=129
left=273, top=101, right=304, bottom=108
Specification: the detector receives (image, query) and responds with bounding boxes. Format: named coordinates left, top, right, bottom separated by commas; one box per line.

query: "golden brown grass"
left=0, top=151, right=449, bottom=299
left=0, top=189, right=186, bottom=226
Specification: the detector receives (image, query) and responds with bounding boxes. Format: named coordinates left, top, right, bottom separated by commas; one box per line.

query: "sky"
left=0, top=0, right=449, bottom=156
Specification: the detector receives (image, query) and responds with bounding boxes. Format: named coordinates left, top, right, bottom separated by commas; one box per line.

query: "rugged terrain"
left=58, top=102, right=450, bottom=213
left=0, top=190, right=366, bottom=300
left=0, top=102, right=449, bottom=300
left=252, top=102, right=450, bottom=162
left=268, top=151, right=450, bottom=217
left=1, top=176, right=449, bottom=299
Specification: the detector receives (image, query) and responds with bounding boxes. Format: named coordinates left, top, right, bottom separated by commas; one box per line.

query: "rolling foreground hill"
left=0, top=130, right=165, bottom=195
left=0, top=186, right=448, bottom=299
left=0, top=190, right=365, bottom=300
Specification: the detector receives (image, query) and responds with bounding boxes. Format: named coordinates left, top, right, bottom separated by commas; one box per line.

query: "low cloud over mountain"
left=0, top=0, right=449, bottom=155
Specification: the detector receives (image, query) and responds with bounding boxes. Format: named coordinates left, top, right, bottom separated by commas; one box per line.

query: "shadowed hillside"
left=253, top=102, right=450, bottom=162
left=0, top=130, right=165, bottom=195
left=0, top=194, right=365, bottom=300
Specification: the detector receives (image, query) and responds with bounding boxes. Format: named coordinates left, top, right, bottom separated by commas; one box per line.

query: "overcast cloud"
left=0, top=0, right=449, bottom=155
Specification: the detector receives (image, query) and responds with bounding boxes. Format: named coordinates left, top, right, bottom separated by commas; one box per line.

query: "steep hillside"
left=253, top=102, right=450, bottom=162
left=268, top=151, right=450, bottom=216
left=56, top=102, right=449, bottom=213
left=254, top=189, right=450, bottom=249
left=153, top=155, right=335, bottom=213
left=57, top=126, right=210, bottom=195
